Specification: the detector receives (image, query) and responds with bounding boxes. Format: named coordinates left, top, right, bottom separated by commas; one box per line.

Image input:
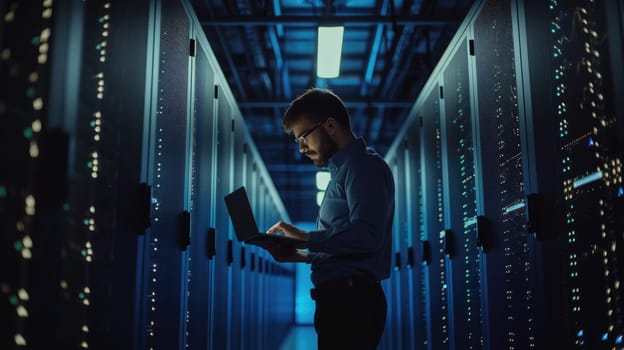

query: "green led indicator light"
left=14, top=241, right=23, bottom=251
left=0, top=185, right=7, bottom=198
left=9, top=295, right=18, bottom=305
left=79, top=292, right=85, bottom=299
left=83, top=219, right=89, bottom=225
left=26, top=87, right=36, bottom=98
left=32, top=36, right=41, bottom=46
left=63, top=202, right=70, bottom=211
left=81, top=250, right=87, bottom=257
left=23, top=128, right=33, bottom=139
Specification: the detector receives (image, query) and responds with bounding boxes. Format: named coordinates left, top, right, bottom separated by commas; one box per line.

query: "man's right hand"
left=266, top=220, right=309, bottom=243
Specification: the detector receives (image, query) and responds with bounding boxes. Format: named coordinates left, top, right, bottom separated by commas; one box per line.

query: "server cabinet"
left=473, top=1, right=536, bottom=349
left=383, top=0, right=624, bottom=349
left=2, top=1, right=297, bottom=349
left=258, top=183, right=269, bottom=350
left=212, top=87, right=233, bottom=349
left=518, top=0, right=624, bottom=348
left=237, top=144, right=251, bottom=350
left=248, top=166, right=261, bottom=348
left=385, top=139, right=426, bottom=350
left=440, top=38, right=484, bottom=350
left=229, top=113, right=246, bottom=350
left=185, top=28, right=216, bottom=349
left=421, top=86, right=449, bottom=350
left=395, top=150, right=414, bottom=350
left=137, top=0, right=193, bottom=348
left=405, top=123, right=430, bottom=350
left=1, top=1, right=67, bottom=347
left=1, top=1, right=152, bottom=348
left=66, top=1, right=151, bottom=348
left=382, top=160, right=402, bottom=350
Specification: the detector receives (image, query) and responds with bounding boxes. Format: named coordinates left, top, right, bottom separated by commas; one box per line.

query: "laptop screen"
left=224, top=186, right=260, bottom=242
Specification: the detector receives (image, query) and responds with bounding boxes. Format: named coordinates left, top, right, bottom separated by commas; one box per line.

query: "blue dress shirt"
left=307, top=137, right=395, bottom=287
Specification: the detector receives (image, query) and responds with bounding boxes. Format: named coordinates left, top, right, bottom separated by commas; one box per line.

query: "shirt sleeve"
left=307, top=155, right=394, bottom=255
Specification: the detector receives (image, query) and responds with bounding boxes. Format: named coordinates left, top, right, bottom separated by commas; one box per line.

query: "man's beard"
left=311, top=130, right=338, bottom=168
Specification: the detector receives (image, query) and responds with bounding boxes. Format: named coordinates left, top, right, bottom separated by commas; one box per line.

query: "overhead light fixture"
left=317, top=26, right=344, bottom=78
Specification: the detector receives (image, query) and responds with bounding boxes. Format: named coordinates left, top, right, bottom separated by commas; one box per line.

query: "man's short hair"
left=282, top=88, right=351, bottom=132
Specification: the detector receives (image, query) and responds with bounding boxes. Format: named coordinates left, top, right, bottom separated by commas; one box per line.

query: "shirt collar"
left=327, top=137, right=367, bottom=176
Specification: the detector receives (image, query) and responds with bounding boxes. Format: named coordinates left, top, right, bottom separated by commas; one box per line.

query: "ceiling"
left=190, top=0, right=475, bottom=223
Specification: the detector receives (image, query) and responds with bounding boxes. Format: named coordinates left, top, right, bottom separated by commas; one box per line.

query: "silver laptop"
left=224, top=186, right=305, bottom=246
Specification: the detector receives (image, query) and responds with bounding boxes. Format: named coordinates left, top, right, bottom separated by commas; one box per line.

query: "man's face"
left=291, top=118, right=338, bottom=168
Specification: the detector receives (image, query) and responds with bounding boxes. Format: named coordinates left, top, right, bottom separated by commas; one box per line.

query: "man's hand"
left=267, top=221, right=309, bottom=244
left=257, top=241, right=309, bottom=263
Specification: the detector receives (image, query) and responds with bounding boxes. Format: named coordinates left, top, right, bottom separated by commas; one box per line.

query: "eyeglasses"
left=294, top=120, right=325, bottom=145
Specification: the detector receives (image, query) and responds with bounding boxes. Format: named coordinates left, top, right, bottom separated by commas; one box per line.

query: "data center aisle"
left=279, top=326, right=317, bottom=350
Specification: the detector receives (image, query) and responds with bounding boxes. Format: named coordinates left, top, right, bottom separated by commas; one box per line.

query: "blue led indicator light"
left=602, top=333, right=609, bottom=341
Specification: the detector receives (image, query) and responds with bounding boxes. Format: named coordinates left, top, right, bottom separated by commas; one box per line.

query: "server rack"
left=518, top=1, right=624, bottom=348
left=405, top=121, right=430, bottom=350
left=185, top=25, right=216, bottom=349
left=1, top=1, right=71, bottom=347
left=138, top=0, right=193, bottom=348
left=384, top=0, right=624, bottom=349
left=473, top=2, right=535, bottom=349
left=1, top=1, right=296, bottom=349
left=422, top=85, right=449, bottom=350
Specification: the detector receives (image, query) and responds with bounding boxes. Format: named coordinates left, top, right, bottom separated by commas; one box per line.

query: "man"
left=260, top=88, right=395, bottom=350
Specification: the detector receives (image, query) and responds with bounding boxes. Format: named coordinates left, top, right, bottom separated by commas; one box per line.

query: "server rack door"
left=248, top=171, right=261, bottom=348
left=441, top=39, right=484, bottom=350
left=391, top=160, right=406, bottom=349
left=228, top=116, right=245, bottom=350
left=1, top=1, right=64, bottom=347
left=405, top=124, right=429, bottom=350
left=239, top=144, right=250, bottom=350
left=2, top=1, right=152, bottom=348
left=213, top=90, right=233, bottom=349
left=378, top=159, right=397, bottom=350
left=257, top=183, right=267, bottom=349
left=399, top=146, right=417, bottom=350
left=138, top=0, right=192, bottom=348
left=265, top=208, right=277, bottom=347
left=473, top=1, right=535, bottom=349
left=421, top=86, right=451, bottom=350
left=520, top=1, right=624, bottom=348
left=73, top=1, right=151, bottom=348
left=185, top=35, right=215, bottom=349
left=260, top=186, right=270, bottom=350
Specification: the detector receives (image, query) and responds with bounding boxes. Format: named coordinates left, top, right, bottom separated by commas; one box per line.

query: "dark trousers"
left=311, top=276, right=387, bottom=350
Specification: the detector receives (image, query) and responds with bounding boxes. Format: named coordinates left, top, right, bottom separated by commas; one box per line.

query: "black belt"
left=310, top=275, right=379, bottom=300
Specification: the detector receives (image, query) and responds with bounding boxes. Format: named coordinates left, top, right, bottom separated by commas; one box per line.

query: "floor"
left=279, top=325, right=317, bottom=350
